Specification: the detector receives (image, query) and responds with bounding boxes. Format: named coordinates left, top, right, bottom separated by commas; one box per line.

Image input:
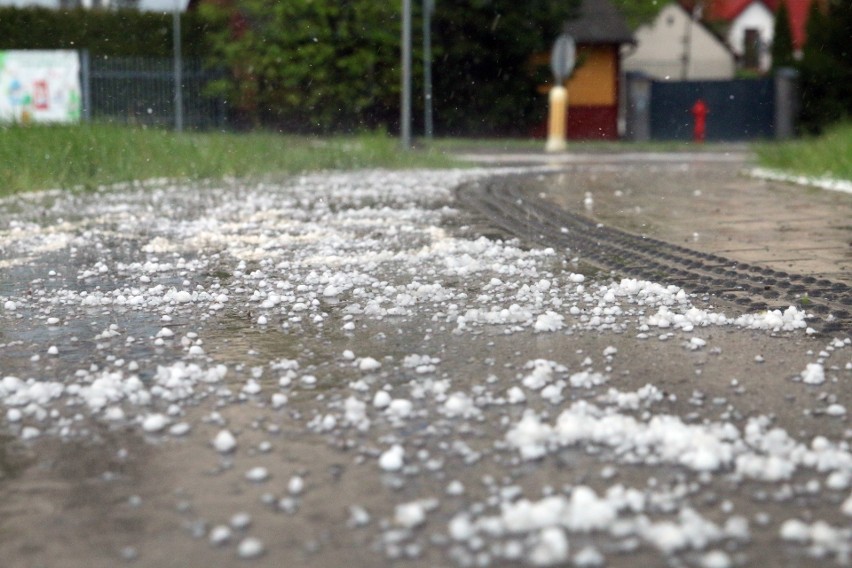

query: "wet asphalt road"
left=0, top=159, right=851, bottom=568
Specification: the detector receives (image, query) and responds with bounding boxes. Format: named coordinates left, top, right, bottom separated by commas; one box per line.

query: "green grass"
left=755, top=122, right=852, bottom=181
left=0, top=124, right=460, bottom=196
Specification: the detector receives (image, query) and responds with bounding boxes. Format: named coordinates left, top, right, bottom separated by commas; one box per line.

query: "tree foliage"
left=200, top=1, right=400, bottom=131
left=609, top=0, right=660, bottom=30
left=797, top=0, right=852, bottom=132
left=0, top=6, right=212, bottom=57
left=429, top=0, right=579, bottom=136
left=771, top=0, right=794, bottom=69
left=201, top=0, right=580, bottom=135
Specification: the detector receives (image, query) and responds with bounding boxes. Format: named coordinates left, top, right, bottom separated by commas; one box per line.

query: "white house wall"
left=727, top=1, right=774, bottom=69
left=623, top=3, right=735, bottom=80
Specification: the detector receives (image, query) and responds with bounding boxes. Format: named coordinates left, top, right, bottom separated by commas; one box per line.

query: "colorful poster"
left=0, top=50, right=81, bottom=124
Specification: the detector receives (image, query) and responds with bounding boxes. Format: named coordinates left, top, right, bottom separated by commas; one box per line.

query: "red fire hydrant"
left=691, top=99, right=708, bottom=143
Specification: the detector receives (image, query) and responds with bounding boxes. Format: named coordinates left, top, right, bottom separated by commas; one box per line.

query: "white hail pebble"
left=213, top=429, right=237, bottom=453
left=156, top=327, right=174, bottom=338
left=245, top=467, right=269, bottom=482
left=230, top=512, right=252, bottom=530
left=507, top=386, right=527, bottom=404
left=169, top=422, right=191, bottom=436
left=534, top=311, right=564, bottom=332
left=141, top=413, right=169, bottom=433
left=379, top=444, right=405, bottom=471
left=842, top=493, right=852, bottom=516
left=568, top=273, right=585, bottom=283
left=173, top=290, right=193, bottom=303
left=801, top=363, right=826, bottom=385
left=395, top=501, right=428, bottom=528
left=209, top=525, right=232, bottom=546
left=373, top=390, right=392, bottom=408
left=779, top=519, right=810, bottom=542
left=188, top=345, right=205, bottom=356
left=288, top=475, right=305, bottom=495
left=4, top=300, right=17, bottom=311
left=348, top=505, right=371, bottom=527
left=700, top=551, right=732, bottom=568
left=573, top=546, right=604, bottom=567
left=530, top=526, right=570, bottom=566
left=443, top=392, right=479, bottom=418
left=825, top=404, right=846, bottom=416
left=257, top=315, right=268, bottom=326
left=47, top=345, right=59, bottom=356
left=386, top=399, right=413, bottom=419
left=104, top=407, right=125, bottom=421
left=237, top=537, right=265, bottom=559
left=271, top=393, right=288, bottom=409
left=358, top=357, right=382, bottom=372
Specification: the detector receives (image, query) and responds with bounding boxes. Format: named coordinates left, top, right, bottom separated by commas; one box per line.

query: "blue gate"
left=649, top=78, right=775, bottom=141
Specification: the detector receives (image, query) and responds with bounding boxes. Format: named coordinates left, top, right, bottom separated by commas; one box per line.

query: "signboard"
left=0, top=50, right=81, bottom=124
left=550, top=34, right=576, bottom=84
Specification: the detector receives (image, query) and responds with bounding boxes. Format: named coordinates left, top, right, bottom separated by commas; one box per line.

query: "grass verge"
left=755, top=122, right=852, bottom=181
left=0, top=124, right=459, bottom=196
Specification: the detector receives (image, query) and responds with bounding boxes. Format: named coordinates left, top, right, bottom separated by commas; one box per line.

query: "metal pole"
left=401, top=0, right=412, bottom=149
left=173, top=0, right=184, bottom=132
left=423, top=0, right=433, bottom=140
left=80, top=49, right=91, bottom=122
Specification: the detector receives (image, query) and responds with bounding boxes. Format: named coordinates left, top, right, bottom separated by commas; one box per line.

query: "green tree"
left=798, top=0, right=852, bottom=132
left=771, top=0, right=794, bottom=69
left=430, top=0, right=580, bottom=136
left=201, top=1, right=401, bottom=131
left=201, top=0, right=579, bottom=135
left=609, top=0, right=661, bottom=30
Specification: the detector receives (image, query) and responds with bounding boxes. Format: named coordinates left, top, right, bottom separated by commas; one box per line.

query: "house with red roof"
left=682, top=0, right=822, bottom=71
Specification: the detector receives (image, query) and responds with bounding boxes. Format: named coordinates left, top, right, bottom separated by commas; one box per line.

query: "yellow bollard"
left=545, top=85, right=568, bottom=152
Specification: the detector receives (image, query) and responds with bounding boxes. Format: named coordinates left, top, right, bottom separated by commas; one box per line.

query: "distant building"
left=685, top=0, right=823, bottom=72
left=548, top=0, right=634, bottom=140
left=623, top=3, right=736, bottom=80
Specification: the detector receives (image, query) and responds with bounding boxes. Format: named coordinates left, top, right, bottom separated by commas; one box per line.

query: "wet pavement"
left=0, top=156, right=851, bottom=568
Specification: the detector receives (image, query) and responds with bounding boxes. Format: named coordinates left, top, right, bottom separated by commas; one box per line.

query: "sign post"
left=545, top=34, right=575, bottom=152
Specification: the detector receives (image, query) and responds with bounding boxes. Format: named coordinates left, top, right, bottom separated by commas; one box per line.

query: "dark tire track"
left=457, top=173, right=852, bottom=334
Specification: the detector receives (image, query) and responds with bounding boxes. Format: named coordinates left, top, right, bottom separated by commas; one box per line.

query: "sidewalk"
left=458, top=148, right=852, bottom=287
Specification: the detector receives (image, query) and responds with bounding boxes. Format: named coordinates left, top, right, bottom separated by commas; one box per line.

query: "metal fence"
left=624, top=70, right=799, bottom=142
left=80, top=52, right=228, bottom=130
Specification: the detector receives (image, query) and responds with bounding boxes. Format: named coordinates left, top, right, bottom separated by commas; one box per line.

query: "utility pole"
left=173, top=0, right=184, bottom=132
left=401, top=0, right=412, bottom=149
left=423, top=0, right=434, bottom=140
